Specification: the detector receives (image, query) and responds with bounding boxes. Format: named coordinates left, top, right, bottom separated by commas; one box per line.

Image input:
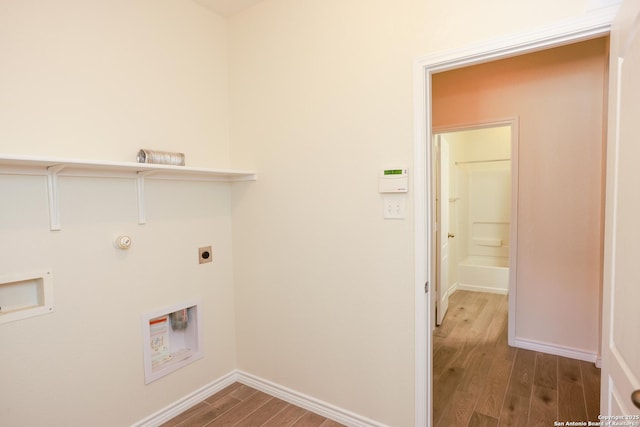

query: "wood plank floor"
left=160, top=383, right=345, bottom=427
left=433, top=290, right=601, bottom=427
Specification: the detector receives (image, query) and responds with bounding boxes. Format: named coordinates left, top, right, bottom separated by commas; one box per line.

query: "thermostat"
left=379, top=168, right=408, bottom=193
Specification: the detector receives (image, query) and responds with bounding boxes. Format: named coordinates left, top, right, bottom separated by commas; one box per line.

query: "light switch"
left=383, top=196, right=405, bottom=219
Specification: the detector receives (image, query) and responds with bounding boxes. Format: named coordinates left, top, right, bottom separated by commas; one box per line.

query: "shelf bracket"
left=136, top=171, right=155, bottom=225
left=46, top=165, right=66, bottom=231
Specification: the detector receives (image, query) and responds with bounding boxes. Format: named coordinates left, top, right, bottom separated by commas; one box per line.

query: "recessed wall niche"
left=0, top=271, right=54, bottom=325
left=141, top=300, right=202, bottom=384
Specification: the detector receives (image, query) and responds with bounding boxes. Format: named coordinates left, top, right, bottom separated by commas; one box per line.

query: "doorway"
left=413, top=21, right=611, bottom=426
left=433, top=123, right=516, bottom=329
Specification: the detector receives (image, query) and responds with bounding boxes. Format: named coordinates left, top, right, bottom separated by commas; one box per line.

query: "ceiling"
left=192, top=0, right=265, bottom=17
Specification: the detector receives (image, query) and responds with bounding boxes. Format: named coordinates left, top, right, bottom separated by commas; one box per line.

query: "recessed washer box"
left=141, top=300, right=203, bottom=384
left=0, top=271, right=54, bottom=325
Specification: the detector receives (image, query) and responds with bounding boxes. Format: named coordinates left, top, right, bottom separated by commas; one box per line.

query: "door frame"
left=432, top=120, right=519, bottom=337
left=412, top=10, right=617, bottom=426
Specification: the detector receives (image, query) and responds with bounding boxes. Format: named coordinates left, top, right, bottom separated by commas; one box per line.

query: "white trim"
left=456, top=284, right=508, bottom=295
left=236, top=371, right=389, bottom=427
left=413, top=45, right=431, bottom=427
left=507, top=121, right=519, bottom=348
left=131, top=370, right=237, bottom=427
left=513, top=337, right=599, bottom=364
left=0, top=154, right=256, bottom=230
left=414, top=8, right=617, bottom=75
left=413, top=10, right=615, bottom=427
left=447, top=282, right=459, bottom=298
left=131, top=370, right=388, bottom=427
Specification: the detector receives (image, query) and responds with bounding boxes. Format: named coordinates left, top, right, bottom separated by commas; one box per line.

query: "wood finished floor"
left=433, top=290, right=601, bottom=427
left=160, top=382, right=345, bottom=427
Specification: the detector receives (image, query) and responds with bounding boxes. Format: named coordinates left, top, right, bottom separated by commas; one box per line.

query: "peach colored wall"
left=433, top=37, right=607, bottom=355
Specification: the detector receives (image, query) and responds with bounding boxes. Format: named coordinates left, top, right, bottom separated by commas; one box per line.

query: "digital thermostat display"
left=379, top=168, right=408, bottom=193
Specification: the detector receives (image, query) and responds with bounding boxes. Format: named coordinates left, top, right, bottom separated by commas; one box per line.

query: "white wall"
left=0, top=1, right=237, bottom=426
left=0, top=0, right=231, bottom=168
left=228, top=2, right=418, bottom=424
left=228, top=1, right=606, bottom=426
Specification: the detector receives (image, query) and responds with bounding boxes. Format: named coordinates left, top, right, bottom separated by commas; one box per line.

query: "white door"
left=601, top=0, right=640, bottom=416
left=435, top=135, right=450, bottom=326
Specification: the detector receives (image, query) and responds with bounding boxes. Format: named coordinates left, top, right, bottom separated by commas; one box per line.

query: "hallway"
left=433, top=291, right=601, bottom=426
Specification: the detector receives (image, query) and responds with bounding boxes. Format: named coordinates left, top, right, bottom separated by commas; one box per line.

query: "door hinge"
left=425, top=281, right=429, bottom=293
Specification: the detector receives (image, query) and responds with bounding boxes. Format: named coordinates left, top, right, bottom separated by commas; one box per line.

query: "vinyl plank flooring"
left=291, top=412, right=328, bottom=427
left=160, top=402, right=210, bottom=427
left=469, top=411, right=499, bottom=427
left=163, top=383, right=346, bottom=427
left=481, top=305, right=507, bottom=346
left=233, top=396, right=289, bottom=427
left=527, top=385, right=558, bottom=427
left=457, top=294, right=489, bottom=333
left=433, top=366, right=466, bottom=424
left=320, top=420, right=345, bottom=427
left=206, top=391, right=273, bottom=426
left=581, top=360, right=601, bottom=421
left=533, top=353, right=557, bottom=389
left=493, top=315, right=516, bottom=363
left=184, top=395, right=242, bottom=427
left=497, top=393, right=530, bottom=427
left=437, top=390, right=477, bottom=427
left=474, top=357, right=513, bottom=419
left=261, top=404, right=307, bottom=427
left=204, top=383, right=243, bottom=404
left=558, top=356, right=582, bottom=385
left=468, top=294, right=501, bottom=340
left=457, top=346, right=495, bottom=395
left=433, top=343, right=460, bottom=382
left=558, top=380, right=588, bottom=421
left=433, top=290, right=601, bottom=427
left=435, top=309, right=459, bottom=338
left=228, top=384, right=259, bottom=400
left=506, top=349, right=536, bottom=398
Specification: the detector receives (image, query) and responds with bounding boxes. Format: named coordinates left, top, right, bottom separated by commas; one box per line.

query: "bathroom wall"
left=446, top=127, right=512, bottom=262
left=442, top=127, right=511, bottom=293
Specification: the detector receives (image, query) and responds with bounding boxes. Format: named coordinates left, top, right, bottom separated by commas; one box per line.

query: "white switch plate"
left=383, top=196, right=405, bottom=219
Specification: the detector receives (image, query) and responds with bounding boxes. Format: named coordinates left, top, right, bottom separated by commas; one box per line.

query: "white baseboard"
left=513, top=337, right=598, bottom=364
left=236, top=371, right=389, bottom=427
left=131, top=370, right=388, bottom=427
left=447, top=282, right=459, bottom=297
left=131, top=370, right=237, bottom=427
left=457, top=283, right=508, bottom=295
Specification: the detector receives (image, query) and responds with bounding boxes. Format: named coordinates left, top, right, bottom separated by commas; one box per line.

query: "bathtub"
left=457, top=255, right=509, bottom=294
